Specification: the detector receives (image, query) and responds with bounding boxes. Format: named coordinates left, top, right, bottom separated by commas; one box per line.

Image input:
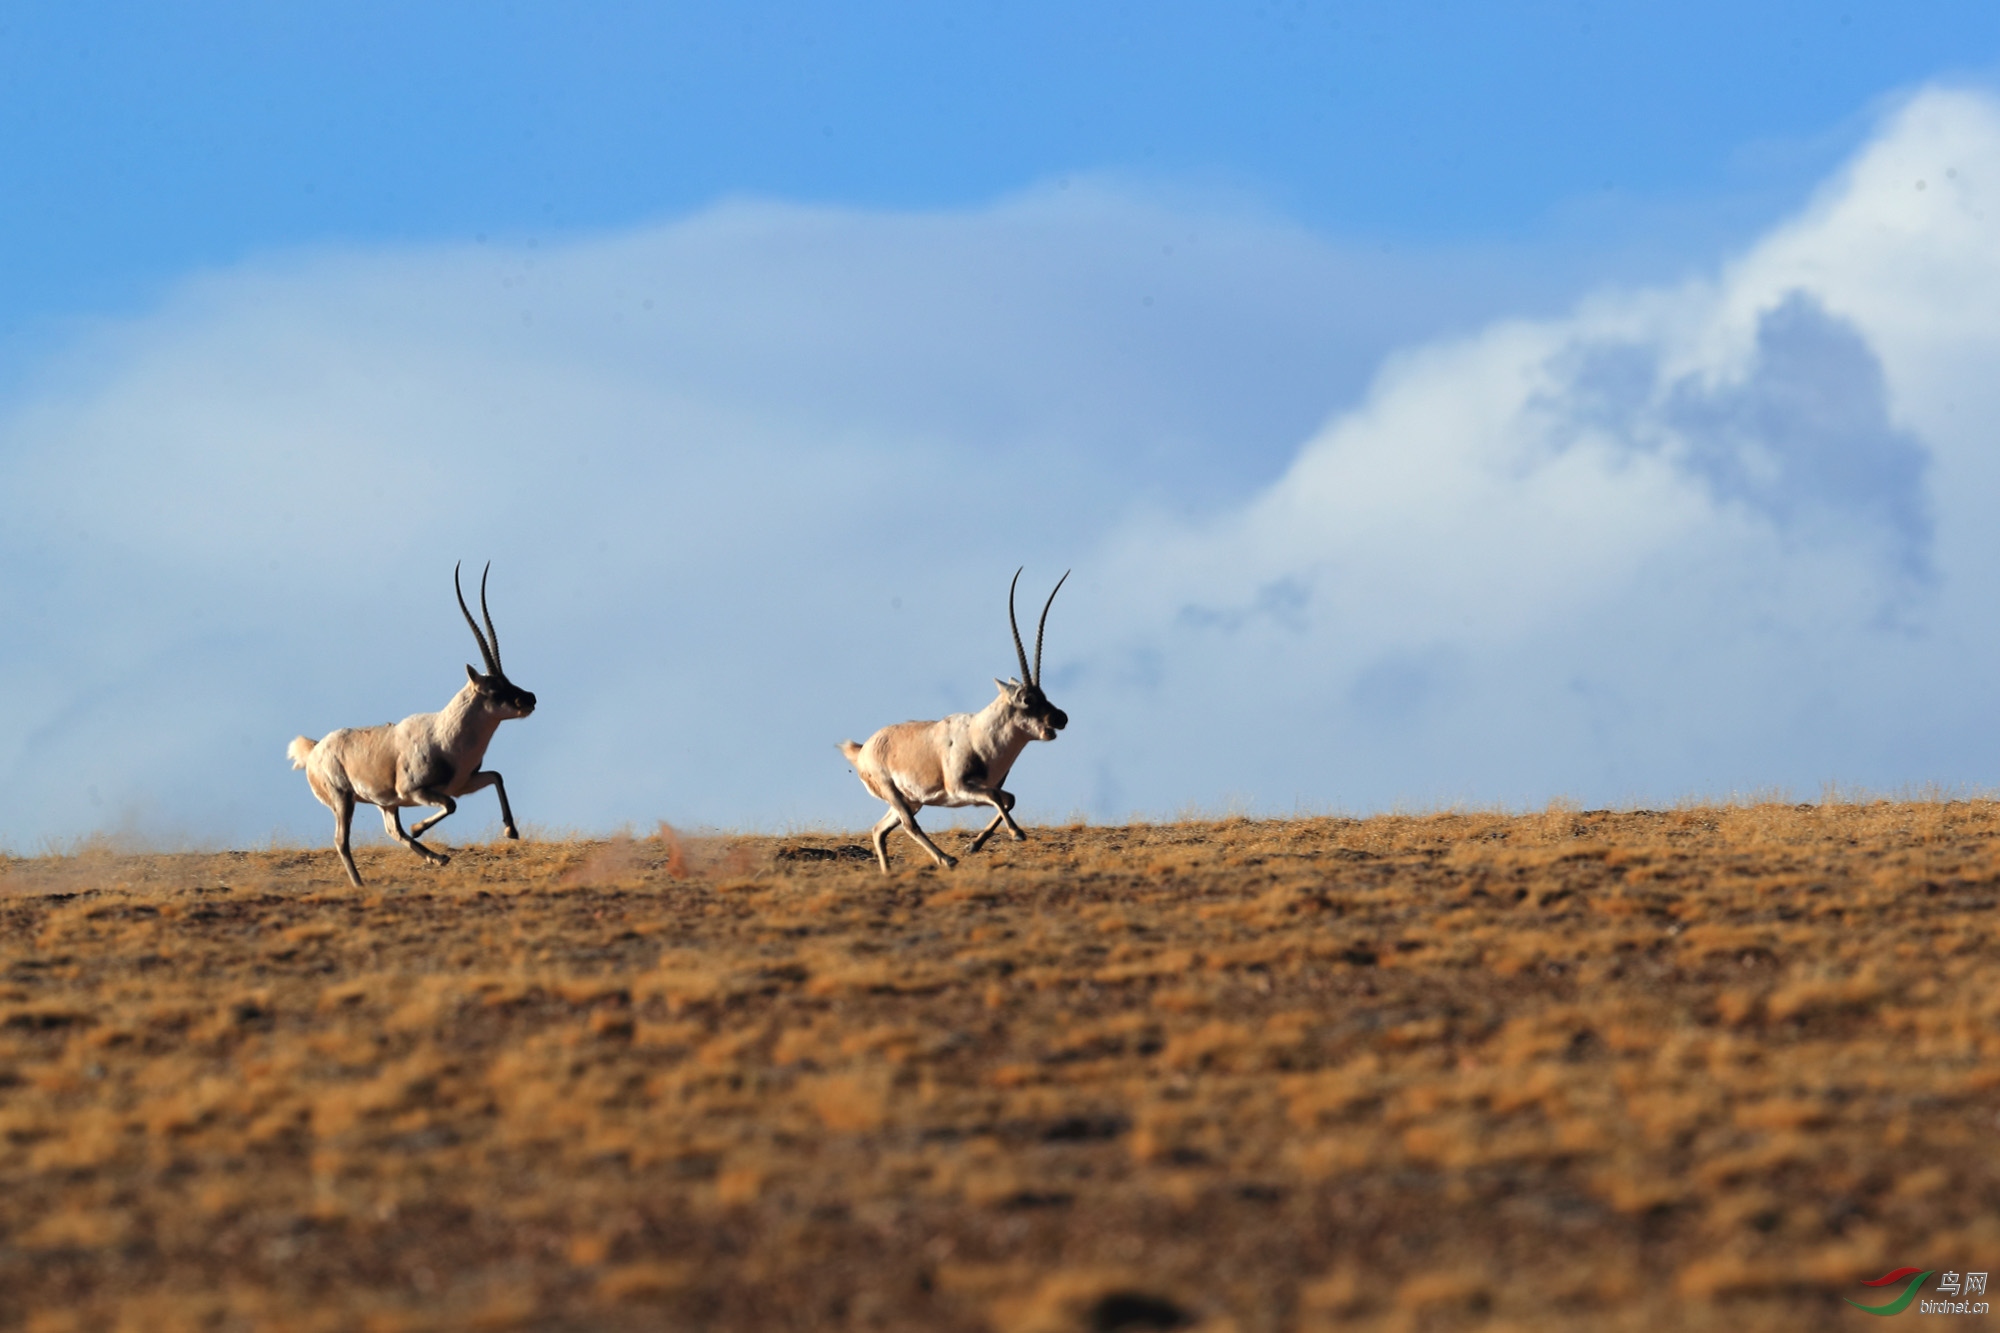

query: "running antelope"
left=841, top=569, right=1069, bottom=873
left=287, top=563, right=537, bottom=887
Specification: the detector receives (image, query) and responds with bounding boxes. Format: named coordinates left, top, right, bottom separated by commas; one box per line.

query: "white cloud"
left=1075, top=86, right=2000, bottom=812
left=5, top=88, right=2000, bottom=849
left=0, top=182, right=1530, bottom=846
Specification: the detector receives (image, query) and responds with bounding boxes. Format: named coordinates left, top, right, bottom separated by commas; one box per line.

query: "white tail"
left=842, top=568, right=1069, bottom=874
left=287, top=562, right=538, bottom=888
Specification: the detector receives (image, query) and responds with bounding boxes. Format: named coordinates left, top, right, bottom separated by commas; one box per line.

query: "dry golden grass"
left=0, top=802, right=1996, bottom=1330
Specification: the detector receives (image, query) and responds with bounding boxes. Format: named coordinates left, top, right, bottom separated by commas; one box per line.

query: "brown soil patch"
left=1, top=803, right=1995, bottom=1330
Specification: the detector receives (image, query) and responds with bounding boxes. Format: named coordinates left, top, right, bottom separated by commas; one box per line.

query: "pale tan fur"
left=842, top=679, right=1059, bottom=873
left=843, top=569, right=1069, bottom=874
left=290, top=673, right=531, bottom=887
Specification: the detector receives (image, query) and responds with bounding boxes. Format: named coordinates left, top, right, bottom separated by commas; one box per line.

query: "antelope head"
left=456, top=562, right=538, bottom=719
left=996, top=567, right=1070, bottom=741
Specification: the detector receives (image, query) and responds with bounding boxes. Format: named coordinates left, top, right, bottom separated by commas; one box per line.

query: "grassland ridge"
left=0, top=802, right=1995, bottom=1330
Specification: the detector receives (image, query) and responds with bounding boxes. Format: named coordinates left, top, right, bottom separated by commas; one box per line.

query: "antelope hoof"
left=938, top=854, right=959, bottom=870
left=504, top=827, right=520, bottom=840
left=1010, top=828, right=1027, bottom=842
left=428, top=851, right=451, bottom=867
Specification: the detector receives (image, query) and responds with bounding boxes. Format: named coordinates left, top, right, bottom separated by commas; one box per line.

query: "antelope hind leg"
left=383, top=805, right=450, bottom=867
left=332, top=790, right=363, bottom=888
left=869, top=808, right=901, bottom=874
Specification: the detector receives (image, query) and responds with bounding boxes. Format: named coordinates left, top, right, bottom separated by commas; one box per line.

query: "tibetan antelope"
left=841, top=568, right=1069, bottom=873
left=287, top=562, right=537, bottom=887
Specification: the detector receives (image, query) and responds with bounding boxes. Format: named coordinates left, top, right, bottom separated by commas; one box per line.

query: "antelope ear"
left=995, top=677, right=1019, bottom=695
left=466, top=664, right=484, bottom=688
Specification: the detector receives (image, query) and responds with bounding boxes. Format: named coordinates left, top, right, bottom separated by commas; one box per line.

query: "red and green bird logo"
left=1845, top=1268, right=1933, bottom=1316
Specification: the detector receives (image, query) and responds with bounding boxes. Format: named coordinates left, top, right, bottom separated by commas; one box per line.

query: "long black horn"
left=479, top=562, right=503, bottom=674
left=1033, top=570, right=1069, bottom=686
left=1007, top=567, right=1032, bottom=684
left=455, top=561, right=498, bottom=674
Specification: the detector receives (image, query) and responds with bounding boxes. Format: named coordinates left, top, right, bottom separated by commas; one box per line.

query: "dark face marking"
left=470, top=669, right=538, bottom=717
left=1012, top=683, right=1067, bottom=738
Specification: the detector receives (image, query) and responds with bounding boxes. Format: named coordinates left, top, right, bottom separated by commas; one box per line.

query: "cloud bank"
left=4, top=88, right=2000, bottom=847
left=1088, top=88, right=2000, bottom=811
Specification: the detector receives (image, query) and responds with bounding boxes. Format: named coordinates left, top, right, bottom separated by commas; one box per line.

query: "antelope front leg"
left=487, top=772, right=520, bottom=839
left=409, top=788, right=458, bottom=838
left=964, top=789, right=1025, bottom=855
left=383, top=805, right=451, bottom=867
left=889, top=794, right=957, bottom=871
left=435, top=771, right=520, bottom=839
left=965, top=809, right=1008, bottom=855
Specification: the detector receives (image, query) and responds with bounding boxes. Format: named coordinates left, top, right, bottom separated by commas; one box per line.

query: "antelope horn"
left=1007, top=567, right=1032, bottom=685
left=479, top=562, right=503, bottom=674
left=1033, top=570, right=1069, bottom=686
left=455, top=561, right=499, bottom=674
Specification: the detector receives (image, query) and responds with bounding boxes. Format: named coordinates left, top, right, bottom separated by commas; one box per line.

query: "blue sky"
left=6, top=2, right=1998, bottom=332
left=5, top=6, right=2000, bottom=849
